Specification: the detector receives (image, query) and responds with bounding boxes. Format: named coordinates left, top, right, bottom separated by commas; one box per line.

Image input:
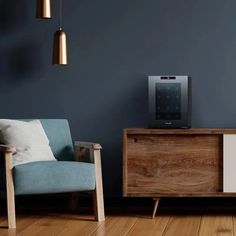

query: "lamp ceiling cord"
left=59, top=0, right=62, bottom=30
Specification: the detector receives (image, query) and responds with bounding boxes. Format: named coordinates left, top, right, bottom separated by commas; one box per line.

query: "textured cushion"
left=0, top=119, right=56, bottom=166
left=13, top=161, right=96, bottom=195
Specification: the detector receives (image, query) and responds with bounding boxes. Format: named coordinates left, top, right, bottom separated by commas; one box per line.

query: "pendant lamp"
left=53, top=0, right=68, bottom=65
left=36, top=0, right=51, bottom=19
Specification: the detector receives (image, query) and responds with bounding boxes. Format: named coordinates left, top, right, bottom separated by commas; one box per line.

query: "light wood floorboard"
left=89, top=216, right=138, bottom=236
left=58, top=215, right=106, bottom=236
left=1, top=212, right=236, bottom=235
left=163, top=215, right=201, bottom=236
left=17, top=216, right=70, bottom=236
left=199, top=215, right=233, bottom=236
left=127, top=215, right=170, bottom=236
left=0, top=214, right=42, bottom=236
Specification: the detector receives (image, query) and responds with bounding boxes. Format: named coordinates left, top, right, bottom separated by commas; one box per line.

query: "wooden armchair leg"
left=5, top=153, right=16, bottom=228
left=69, top=192, right=78, bottom=210
left=92, top=149, right=105, bottom=221
left=93, top=189, right=105, bottom=221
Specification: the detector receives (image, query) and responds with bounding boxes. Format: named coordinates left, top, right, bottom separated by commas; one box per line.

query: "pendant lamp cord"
left=59, top=0, right=62, bottom=30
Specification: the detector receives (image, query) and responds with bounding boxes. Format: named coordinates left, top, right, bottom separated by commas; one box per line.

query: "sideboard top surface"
left=124, top=128, right=236, bottom=135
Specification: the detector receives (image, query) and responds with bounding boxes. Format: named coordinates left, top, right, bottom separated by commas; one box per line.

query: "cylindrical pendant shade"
left=36, top=0, right=51, bottom=19
left=53, top=30, right=68, bottom=65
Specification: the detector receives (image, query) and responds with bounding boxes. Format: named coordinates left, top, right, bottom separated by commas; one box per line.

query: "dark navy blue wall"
left=1, top=0, right=236, bottom=196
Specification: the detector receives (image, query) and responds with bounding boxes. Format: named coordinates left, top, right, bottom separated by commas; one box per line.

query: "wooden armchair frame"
left=0, top=142, right=105, bottom=229
left=0, top=144, right=16, bottom=228
left=74, top=141, right=105, bottom=222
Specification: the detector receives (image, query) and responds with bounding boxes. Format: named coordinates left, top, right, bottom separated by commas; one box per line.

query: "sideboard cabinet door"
left=124, top=134, right=222, bottom=196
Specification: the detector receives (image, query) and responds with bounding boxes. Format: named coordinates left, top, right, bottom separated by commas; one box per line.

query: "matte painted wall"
left=1, top=0, right=236, bottom=196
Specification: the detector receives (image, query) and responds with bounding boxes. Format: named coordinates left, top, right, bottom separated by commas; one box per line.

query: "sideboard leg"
left=152, top=198, right=160, bottom=219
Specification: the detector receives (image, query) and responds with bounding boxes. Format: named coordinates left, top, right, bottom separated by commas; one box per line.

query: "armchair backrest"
left=40, top=119, right=75, bottom=161
left=23, top=119, right=75, bottom=161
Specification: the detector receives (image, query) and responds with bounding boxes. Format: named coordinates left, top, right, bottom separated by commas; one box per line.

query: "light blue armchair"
left=0, top=119, right=105, bottom=228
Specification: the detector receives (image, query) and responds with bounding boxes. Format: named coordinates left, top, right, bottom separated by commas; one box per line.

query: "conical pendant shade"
left=53, top=29, right=68, bottom=65
left=36, top=0, right=51, bottom=19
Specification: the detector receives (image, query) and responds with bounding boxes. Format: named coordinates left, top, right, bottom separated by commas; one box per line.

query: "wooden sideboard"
left=123, top=128, right=236, bottom=217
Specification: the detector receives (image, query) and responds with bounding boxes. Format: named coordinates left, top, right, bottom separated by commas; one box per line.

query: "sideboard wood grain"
left=123, top=129, right=236, bottom=198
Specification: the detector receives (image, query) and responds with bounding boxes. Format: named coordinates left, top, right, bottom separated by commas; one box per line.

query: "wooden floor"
left=0, top=210, right=236, bottom=236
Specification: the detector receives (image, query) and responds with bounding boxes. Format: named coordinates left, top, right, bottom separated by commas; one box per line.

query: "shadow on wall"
left=0, top=0, right=44, bottom=81
left=0, top=0, right=28, bottom=32
left=8, top=42, right=43, bottom=80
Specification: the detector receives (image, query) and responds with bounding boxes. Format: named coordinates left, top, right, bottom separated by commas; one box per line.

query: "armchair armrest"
left=0, top=145, right=16, bottom=153
left=74, top=141, right=102, bottom=150
left=0, top=144, right=15, bottom=169
left=0, top=144, right=15, bottom=186
left=74, top=141, right=102, bottom=162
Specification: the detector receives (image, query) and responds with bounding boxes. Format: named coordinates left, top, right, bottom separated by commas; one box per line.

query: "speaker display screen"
left=155, top=83, right=181, bottom=120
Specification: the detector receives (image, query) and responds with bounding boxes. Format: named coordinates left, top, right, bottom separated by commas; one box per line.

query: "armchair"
left=0, top=119, right=105, bottom=228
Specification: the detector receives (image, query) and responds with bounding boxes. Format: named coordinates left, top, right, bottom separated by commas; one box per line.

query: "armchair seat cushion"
left=13, top=161, right=96, bottom=195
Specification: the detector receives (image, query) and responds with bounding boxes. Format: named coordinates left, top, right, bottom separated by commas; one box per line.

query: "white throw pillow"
left=0, top=119, right=57, bottom=166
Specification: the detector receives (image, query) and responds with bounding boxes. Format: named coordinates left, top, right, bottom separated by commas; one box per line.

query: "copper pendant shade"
left=52, top=0, right=68, bottom=65
left=36, top=0, right=51, bottom=19
left=53, top=29, right=68, bottom=65
left=36, top=0, right=69, bottom=65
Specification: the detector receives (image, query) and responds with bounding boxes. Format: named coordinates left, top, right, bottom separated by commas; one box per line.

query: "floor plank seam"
left=16, top=215, right=45, bottom=235
left=124, top=217, right=139, bottom=236
left=51, top=216, right=78, bottom=236
left=161, top=216, right=173, bottom=236
left=197, top=215, right=202, bottom=236
left=232, top=215, right=234, bottom=236
left=88, top=216, right=110, bottom=236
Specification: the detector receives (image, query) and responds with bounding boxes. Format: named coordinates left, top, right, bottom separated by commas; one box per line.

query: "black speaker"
left=148, top=75, right=191, bottom=128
